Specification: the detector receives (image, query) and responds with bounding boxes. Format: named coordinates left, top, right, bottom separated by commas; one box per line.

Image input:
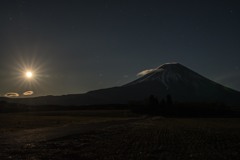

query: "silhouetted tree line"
left=0, top=101, right=30, bottom=113
left=129, top=94, right=237, bottom=117
left=0, top=101, right=129, bottom=113
left=130, top=94, right=173, bottom=115
left=0, top=96, right=238, bottom=117
left=147, top=94, right=173, bottom=114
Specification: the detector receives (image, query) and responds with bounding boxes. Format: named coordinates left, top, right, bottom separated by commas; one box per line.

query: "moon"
left=26, top=71, right=33, bottom=79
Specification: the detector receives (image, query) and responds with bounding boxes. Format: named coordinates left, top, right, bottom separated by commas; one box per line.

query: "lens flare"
left=4, top=92, right=19, bottom=97
left=23, top=90, right=34, bottom=96
left=26, top=71, right=33, bottom=78
left=7, top=52, right=52, bottom=97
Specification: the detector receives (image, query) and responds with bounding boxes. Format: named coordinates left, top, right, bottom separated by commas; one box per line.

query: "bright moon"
left=26, top=71, right=33, bottom=78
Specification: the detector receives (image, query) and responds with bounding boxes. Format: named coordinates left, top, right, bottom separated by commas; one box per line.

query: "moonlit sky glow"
left=0, top=0, right=240, bottom=97
left=26, top=71, right=33, bottom=78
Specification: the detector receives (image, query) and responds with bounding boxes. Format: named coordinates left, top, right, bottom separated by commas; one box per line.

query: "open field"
left=0, top=110, right=240, bottom=160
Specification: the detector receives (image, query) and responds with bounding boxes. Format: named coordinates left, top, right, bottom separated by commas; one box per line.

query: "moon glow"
left=26, top=71, right=33, bottom=78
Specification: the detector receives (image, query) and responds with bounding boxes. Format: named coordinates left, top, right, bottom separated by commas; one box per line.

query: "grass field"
left=0, top=110, right=240, bottom=160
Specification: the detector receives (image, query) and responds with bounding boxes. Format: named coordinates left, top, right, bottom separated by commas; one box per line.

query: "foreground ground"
left=0, top=110, right=240, bottom=160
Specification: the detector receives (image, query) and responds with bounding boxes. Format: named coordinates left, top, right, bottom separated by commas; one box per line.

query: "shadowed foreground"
left=0, top=110, right=240, bottom=160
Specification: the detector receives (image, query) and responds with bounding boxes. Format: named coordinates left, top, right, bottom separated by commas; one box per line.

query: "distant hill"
left=2, top=63, right=240, bottom=106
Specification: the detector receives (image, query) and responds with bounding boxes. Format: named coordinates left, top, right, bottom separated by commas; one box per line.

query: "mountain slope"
left=2, top=62, right=240, bottom=106
left=125, top=62, right=240, bottom=104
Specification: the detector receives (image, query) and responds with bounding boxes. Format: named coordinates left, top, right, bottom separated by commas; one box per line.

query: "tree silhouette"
left=166, top=94, right=173, bottom=106
left=148, top=95, right=159, bottom=106
left=160, top=98, right=166, bottom=107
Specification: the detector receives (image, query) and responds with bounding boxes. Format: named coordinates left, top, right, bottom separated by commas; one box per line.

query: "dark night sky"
left=1, top=0, right=240, bottom=97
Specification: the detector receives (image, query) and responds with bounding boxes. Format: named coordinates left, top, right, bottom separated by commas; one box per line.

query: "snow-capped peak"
left=125, top=62, right=203, bottom=89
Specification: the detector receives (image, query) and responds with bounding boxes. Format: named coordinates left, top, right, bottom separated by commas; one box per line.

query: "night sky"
left=1, top=0, right=240, bottom=97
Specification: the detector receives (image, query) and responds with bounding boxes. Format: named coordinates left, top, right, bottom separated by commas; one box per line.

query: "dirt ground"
left=0, top=110, right=240, bottom=160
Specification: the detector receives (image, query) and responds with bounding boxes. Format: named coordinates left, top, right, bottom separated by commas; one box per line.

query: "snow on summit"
left=133, top=62, right=191, bottom=87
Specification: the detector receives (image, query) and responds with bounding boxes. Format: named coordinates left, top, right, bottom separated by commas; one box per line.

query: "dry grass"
left=1, top=111, right=240, bottom=160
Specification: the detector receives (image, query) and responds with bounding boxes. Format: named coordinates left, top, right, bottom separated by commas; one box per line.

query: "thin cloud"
left=4, top=92, right=19, bottom=98
left=23, top=91, right=34, bottom=96
left=137, top=69, right=157, bottom=76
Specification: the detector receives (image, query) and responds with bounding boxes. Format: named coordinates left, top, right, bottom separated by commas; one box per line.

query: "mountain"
left=2, top=62, right=240, bottom=106
left=125, top=62, right=240, bottom=104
